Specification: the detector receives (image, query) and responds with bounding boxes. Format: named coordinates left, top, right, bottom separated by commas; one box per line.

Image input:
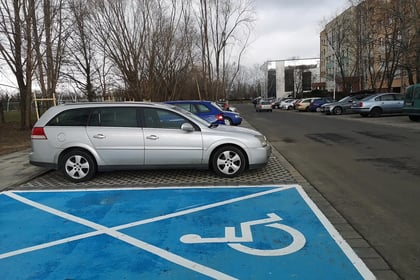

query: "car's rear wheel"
left=212, top=146, right=246, bottom=178
left=60, top=149, right=96, bottom=182
left=333, top=106, right=343, bottom=115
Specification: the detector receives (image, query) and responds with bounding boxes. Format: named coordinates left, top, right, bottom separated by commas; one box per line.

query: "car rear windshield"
left=47, top=108, right=91, bottom=126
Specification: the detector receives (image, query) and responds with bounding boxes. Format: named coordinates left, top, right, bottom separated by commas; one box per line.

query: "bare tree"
left=196, top=0, right=255, bottom=100
left=144, top=0, right=195, bottom=101
left=0, top=0, right=36, bottom=129
left=396, top=0, right=420, bottom=86
left=90, top=0, right=149, bottom=100
left=64, top=0, right=99, bottom=101
left=32, top=0, right=69, bottom=106
left=351, top=0, right=419, bottom=91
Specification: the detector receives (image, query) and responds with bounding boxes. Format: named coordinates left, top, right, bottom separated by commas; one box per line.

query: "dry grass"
left=0, top=122, right=32, bottom=156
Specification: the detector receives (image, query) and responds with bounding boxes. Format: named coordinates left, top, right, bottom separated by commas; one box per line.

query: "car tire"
left=224, top=118, right=232, bottom=125
left=212, top=145, right=246, bottom=178
left=370, top=107, right=382, bottom=117
left=60, top=149, right=96, bottom=182
left=409, top=115, right=420, bottom=122
left=333, top=107, right=343, bottom=115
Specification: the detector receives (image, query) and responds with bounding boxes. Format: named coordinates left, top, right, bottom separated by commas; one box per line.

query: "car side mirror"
left=181, top=122, right=194, bottom=132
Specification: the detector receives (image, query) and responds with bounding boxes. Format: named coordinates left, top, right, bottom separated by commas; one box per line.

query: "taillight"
left=216, top=114, right=224, bottom=121
left=359, top=102, right=363, bottom=107
left=31, top=127, right=48, bottom=140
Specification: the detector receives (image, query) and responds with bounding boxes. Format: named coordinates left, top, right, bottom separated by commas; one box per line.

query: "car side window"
left=88, top=107, right=138, bottom=127
left=195, top=104, right=211, bottom=113
left=394, top=94, right=404, bottom=101
left=379, top=94, right=394, bottom=101
left=143, top=108, right=189, bottom=129
left=176, top=103, right=192, bottom=112
left=47, top=108, right=91, bottom=126
left=414, top=88, right=420, bottom=99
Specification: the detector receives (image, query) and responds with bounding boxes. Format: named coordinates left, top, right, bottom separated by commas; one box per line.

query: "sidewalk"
left=0, top=149, right=49, bottom=191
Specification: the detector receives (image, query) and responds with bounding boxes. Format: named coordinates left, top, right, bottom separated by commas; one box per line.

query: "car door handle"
left=93, top=134, right=106, bottom=139
left=146, top=135, right=159, bottom=140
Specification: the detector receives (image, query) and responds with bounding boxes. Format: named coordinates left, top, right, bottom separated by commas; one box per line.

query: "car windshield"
left=338, top=96, right=351, bottom=102
left=212, top=102, right=224, bottom=111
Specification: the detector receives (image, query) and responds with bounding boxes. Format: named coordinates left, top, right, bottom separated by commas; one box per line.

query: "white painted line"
left=294, top=185, right=376, bottom=280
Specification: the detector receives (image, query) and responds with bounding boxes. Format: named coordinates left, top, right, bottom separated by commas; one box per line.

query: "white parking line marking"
left=2, top=186, right=291, bottom=279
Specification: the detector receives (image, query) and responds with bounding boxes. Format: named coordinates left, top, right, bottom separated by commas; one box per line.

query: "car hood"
left=208, top=123, right=261, bottom=136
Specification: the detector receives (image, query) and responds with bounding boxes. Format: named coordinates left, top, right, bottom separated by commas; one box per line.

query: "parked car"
left=295, top=97, right=321, bottom=112
left=256, top=99, right=273, bottom=112
left=276, top=98, right=295, bottom=110
left=165, top=100, right=242, bottom=125
left=323, top=94, right=372, bottom=115
left=272, top=99, right=281, bottom=109
left=291, top=99, right=301, bottom=110
left=351, top=93, right=404, bottom=117
left=307, top=97, right=334, bottom=112
left=30, top=102, right=271, bottom=182
left=402, top=84, right=420, bottom=121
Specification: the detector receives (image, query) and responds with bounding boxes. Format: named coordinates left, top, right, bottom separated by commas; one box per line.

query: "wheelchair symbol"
left=180, top=213, right=306, bottom=256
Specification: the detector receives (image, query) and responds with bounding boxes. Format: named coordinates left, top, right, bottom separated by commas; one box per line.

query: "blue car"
left=165, top=100, right=242, bottom=125
left=308, top=97, right=334, bottom=112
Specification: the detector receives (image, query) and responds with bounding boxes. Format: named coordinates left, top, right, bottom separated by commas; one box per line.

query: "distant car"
left=280, top=99, right=296, bottom=110
left=291, top=99, right=301, bottom=110
left=402, top=83, right=420, bottom=121
left=295, top=98, right=321, bottom=112
left=323, top=94, right=371, bottom=115
left=165, top=100, right=242, bottom=125
left=216, top=100, right=238, bottom=112
left=351, top=93, right=404, bottom=117
left=308, top=97, right=334, bottom=112
left=256, top=100, right=273, bottom=112
left=30, top=102, right=271, bottom=182
left=272, top=99, right=281, bottom=109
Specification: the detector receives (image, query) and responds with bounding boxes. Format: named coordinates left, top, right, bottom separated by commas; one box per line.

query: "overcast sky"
left=241, top=0, right=350, bottom=66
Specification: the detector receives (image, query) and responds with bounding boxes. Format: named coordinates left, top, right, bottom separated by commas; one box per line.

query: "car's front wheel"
left=224, top=118, right=232, bottom=125
left=212, top=146, right=246, bottom=177
left=333, top=106, right=343, bottom=115
left=60, top=149, right=96, bottom=182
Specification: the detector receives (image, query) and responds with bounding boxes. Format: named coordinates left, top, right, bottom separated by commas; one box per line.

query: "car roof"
left=165, top=100, right=213, bottom=104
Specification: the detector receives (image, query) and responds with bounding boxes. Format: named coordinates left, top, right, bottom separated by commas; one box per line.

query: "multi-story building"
left=320, top=0, right=419, bottom=95
left=261, top=59, right=320, bottom=100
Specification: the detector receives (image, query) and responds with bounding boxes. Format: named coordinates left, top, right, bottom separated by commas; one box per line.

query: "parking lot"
left=1, top=115, right=406, bottom=279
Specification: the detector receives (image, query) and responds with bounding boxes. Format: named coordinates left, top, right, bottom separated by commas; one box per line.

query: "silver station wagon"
left=30, top=102, right=271, bottom=182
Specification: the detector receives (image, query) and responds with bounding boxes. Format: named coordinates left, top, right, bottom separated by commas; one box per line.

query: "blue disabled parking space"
left=0, top=185, right=374, bottom=279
